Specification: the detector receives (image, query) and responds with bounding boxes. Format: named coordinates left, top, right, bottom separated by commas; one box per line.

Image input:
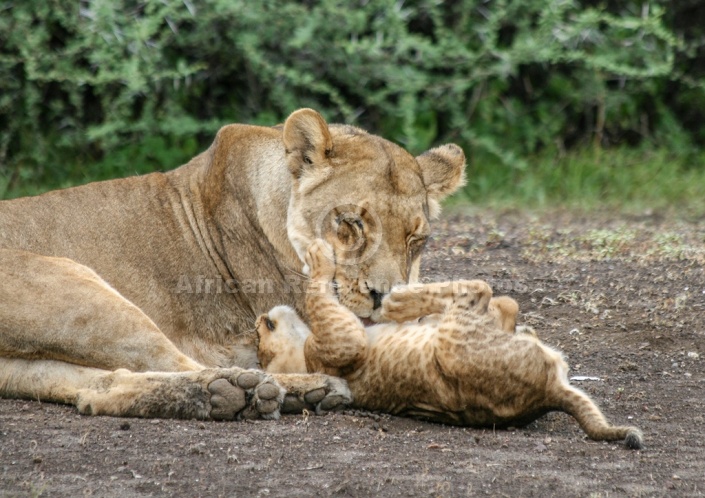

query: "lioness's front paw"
left=209, top=369, right=285, bottom=421
left=77, top=368, right=286, bottom=421
left=280, top=375, right=352, bottom=415
left=305, top=239, right=336, bottom=281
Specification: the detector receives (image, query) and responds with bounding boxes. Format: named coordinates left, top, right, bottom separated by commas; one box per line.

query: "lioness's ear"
left=283, top=108, right=333, bottom=178
left=416, top=144, right=467, bottom=217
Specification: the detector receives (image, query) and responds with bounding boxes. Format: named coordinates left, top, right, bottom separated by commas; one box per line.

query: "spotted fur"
left=256, top=241, right=644, bottom=449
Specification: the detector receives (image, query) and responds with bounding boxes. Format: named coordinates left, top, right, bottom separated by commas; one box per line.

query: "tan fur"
left=0, top=109, right=465, bottom=419
left=257, top=240, right=645, bottom=450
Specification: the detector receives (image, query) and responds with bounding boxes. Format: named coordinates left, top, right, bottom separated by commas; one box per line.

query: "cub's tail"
left=556, top=381, right=644, bottom=450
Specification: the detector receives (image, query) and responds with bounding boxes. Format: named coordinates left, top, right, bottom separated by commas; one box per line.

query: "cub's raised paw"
left=380, top=283, right=441, bottom=323
left=278, top=374, right=353, bottom=415
left=305, top=239, right=336, bottom=281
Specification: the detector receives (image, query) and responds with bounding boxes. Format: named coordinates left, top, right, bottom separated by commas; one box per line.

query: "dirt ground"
left=1, top=209, right=704, bottom=497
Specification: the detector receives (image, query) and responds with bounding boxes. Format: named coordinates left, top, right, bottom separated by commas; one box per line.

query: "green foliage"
left=463, top=146, right=705, bottom=214
left=1, top=0, right=703, bottom=202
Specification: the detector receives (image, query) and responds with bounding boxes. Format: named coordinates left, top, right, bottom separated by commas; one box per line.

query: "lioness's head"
left=283, top=109, right=466, bottom=322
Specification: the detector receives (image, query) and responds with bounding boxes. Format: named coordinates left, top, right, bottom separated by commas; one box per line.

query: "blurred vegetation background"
left=1, top=0, right=704, bottom=211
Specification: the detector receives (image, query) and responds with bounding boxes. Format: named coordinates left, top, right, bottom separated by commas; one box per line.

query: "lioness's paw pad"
left=208, top=378, right=246, bottom=419
left=280, top=376, right=352, bottom=415
left=208, top=370, right=285, bottom=421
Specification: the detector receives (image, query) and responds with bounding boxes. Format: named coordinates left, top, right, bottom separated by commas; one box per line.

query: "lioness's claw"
left=279, top=376, right=352, bottom=415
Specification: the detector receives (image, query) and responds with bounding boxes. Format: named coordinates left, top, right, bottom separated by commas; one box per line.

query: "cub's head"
left=284, top=108, right=466, bottom=323
left=255, top=305, right=310, bottom=374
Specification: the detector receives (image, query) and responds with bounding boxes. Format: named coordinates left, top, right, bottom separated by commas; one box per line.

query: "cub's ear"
left=283, top=108, right=333, bottom=178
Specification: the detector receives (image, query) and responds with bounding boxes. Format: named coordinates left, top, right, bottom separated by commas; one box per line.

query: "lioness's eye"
left=410, top=236, right=427, bottom=247
left=408, top=237, right=428, bottom=258
left=265, top=318, right=276, bottom=331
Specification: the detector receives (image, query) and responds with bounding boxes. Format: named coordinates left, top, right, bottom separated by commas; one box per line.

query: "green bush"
left=1, top=0, right=703, bottom=200
left=464, top=146, right=705, bottom=214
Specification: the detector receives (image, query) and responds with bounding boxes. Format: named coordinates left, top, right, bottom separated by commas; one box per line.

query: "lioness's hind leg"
left=0, top=249, right=202, bottom=373
left=76, top=368, right=285, bottom=420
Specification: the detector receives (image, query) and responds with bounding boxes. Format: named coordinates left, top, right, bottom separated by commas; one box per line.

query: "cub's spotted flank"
left=256, top=240, right=644, bottom=450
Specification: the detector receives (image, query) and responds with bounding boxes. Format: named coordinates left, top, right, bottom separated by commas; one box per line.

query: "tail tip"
left=625, top=428, right=644, bottom=450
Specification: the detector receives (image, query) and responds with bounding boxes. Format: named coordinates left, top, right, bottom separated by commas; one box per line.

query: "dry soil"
left=1, top=210, right=704, bottom=497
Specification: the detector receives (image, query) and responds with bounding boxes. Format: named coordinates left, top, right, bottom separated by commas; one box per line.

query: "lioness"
left=256, top=240, right=644, bottom=449
left=0, top=109, right=466, bottom=420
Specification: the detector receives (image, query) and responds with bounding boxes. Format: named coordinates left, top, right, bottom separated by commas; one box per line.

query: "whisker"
left=284, top=266, right=311, bottom=281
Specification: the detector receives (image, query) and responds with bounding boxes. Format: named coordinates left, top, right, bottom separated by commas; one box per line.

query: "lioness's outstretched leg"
left=1, top=358, right=285, bottom=420
left=0, top=250, right=285, bottom=419
left=302, top=240, right=368, bottom=377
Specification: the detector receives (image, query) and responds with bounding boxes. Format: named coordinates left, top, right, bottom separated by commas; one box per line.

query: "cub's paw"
left=453, top=279, right=493, bottom=301
left=209, top=369, right=285, bottom=421
left=380, top=283, right=441, bottom=323
left=279, top=375, right=353, bottom=415
left=305, top=239, right=336, bottom=281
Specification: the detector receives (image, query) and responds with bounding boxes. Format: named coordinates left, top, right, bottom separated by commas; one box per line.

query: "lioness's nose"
left=369, top=289, right=385, bottom=310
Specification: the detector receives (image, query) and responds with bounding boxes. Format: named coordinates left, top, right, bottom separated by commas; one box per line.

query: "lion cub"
left=256, top=241, right=644, bottom=449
